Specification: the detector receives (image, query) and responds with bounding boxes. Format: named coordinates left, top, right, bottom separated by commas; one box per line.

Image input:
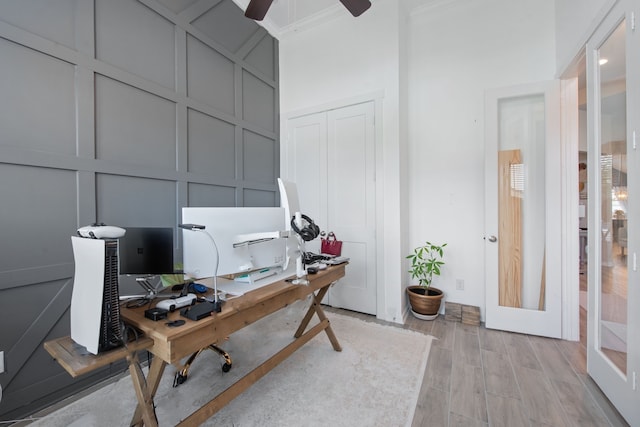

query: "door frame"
left=559, top=75, right=582, bottom=342
left=280, top=90, right=386, bottom=319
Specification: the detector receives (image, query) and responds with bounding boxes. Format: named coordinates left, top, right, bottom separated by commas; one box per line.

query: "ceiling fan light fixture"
left=244, top=0, right=372, bottom=22
left=339, top=0, right=372, bottom=17
left=245, top=0, right=274, bottom=21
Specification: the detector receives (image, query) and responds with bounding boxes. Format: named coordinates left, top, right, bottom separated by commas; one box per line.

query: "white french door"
left=284, top=101, right=377, bottom=315
left=484, top=81, right=562, bottom=338
left=586, top=2, right=639, bottom=424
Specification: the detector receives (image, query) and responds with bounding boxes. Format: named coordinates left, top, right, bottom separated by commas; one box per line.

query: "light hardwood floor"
left=327, top=307, right=629, bottom=427
left=23, top=303, right=630, bottom=427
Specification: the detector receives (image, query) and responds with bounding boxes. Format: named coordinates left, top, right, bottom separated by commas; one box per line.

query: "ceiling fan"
left=245, top=0, right=372, bottom=21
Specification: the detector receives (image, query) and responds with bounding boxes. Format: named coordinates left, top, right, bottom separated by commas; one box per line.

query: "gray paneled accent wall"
left=0, top=0, right=279, bottom=420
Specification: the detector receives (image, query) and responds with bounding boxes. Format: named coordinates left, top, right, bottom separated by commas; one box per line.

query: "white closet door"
left=325, top=102, right=376, bottom=314
left=285, top=101, right=377, bottom=315
left=285, top=111, right=327, bottom=246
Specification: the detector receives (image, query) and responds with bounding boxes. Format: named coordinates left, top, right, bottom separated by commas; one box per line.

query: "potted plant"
left=406, top=241, right=447, bottom=320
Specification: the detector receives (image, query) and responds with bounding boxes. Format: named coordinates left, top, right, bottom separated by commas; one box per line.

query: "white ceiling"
left=232, top=0, right=436, bottom=36
left=242, top=0, right=625, bottom=97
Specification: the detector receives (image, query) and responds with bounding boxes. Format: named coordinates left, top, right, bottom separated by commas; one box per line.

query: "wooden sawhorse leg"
left=294, top=283, right=342, bottom=352
left=129, top=355, right=166, bottom=427
left=173, top=283, right=344, bottom=426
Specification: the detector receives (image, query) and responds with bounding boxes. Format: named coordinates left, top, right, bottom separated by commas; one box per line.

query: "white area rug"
left=33, top=300, right=432, bottom=426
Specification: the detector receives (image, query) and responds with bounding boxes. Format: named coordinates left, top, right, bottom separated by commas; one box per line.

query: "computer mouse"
left=188, top=282, right=208, bottom=293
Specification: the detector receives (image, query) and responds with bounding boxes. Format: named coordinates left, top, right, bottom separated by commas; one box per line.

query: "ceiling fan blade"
left=339, top=0, right=372, bottom=17
left=245, top=0, right=274, bottom=21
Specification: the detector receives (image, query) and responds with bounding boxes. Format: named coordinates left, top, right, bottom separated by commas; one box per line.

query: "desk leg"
left=129, top=355, right=166, bottom=427
left=294, top=284, right=342, bottom=352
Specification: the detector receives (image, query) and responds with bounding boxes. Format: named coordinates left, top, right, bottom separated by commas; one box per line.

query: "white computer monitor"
left=181, top=207, right=287, bottom=279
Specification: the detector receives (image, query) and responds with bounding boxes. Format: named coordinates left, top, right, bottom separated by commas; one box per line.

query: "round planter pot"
left=406, top=286, right=444, bottom=317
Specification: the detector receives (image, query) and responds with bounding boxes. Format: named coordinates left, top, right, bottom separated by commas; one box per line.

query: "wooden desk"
left=120, top=264, right=346, bottom=426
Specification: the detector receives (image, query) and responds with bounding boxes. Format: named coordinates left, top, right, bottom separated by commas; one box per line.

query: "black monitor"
left=119, top=227, right=174, bottom=276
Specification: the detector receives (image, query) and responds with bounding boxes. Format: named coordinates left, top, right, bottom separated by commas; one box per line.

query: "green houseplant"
left=406, top=241, right=447, bottom=319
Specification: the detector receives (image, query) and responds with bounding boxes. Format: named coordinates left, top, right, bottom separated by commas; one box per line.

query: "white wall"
left=279, top=0, right=408, bottom=323
left=280, top=0, right=557, bottom=322
left=555, top=0, right=615, bottom=74
left=408, top=0, right=556, bottom=319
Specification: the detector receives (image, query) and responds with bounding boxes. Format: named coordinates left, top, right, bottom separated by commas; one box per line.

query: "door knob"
left=487, top=235, right=497, bottom=242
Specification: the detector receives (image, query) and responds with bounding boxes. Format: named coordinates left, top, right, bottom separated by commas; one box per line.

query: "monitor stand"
left=119, top=276, right=178, bottom=301
left=286, top=234, right=308, bottom=285
left=291, top=247, right=308, bottom=285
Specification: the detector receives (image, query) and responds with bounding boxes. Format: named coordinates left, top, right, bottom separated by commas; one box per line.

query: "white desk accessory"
left=179, top=224, right=224, bottom=312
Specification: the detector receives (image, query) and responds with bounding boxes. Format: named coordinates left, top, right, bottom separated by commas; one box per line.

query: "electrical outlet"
left=456, top=279, right=464, bottom=290
left=0, top=351, right=4, bottom=374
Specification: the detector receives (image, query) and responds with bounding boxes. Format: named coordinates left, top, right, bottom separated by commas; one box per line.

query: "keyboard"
left=303, top=252, right=334, bottom=264
left=303, top=252, right=349, bottom=265
left=324, top=256, right=349, bottom=265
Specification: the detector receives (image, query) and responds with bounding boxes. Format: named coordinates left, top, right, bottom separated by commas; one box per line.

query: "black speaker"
left=291, top=214, right=320, bottom=242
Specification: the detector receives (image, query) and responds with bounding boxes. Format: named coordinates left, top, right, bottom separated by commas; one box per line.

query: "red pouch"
left=321, top=232, right=342, bottom=256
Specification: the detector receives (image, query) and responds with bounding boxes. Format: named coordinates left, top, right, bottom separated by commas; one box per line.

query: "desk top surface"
left=119, top=264, right=346, bottom=362
left=44, top=335, right=153, bottom=378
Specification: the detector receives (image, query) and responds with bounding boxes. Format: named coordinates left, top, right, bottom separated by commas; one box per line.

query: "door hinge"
left=633, top=371, right=637, bottom=391
left=632, top=12, right=636, bottom=31
left=633, top=130, right=637, bottom=150
left=634, top=252, right=637, bottom=272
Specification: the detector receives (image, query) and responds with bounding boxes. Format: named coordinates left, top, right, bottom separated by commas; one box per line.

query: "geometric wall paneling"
left=242, top=70, right=276, bottom=132
left=0, top=0, right=278, bottom=418
left=0, top=280, right=69, bottom=352
left=95, top=174, right=178, bottom=228
left=244, top=188, right=278, bottom=207
left=188, top=182, right=237, bottom=207
left=5, top=283, right=73, bottom=389
left=95, top=75, right=178, bottom=169
left=153, top=0, right=200, bottom=15
left=187, top=109, right=236, bottom=178
left=243, top=130, right=276, bottom=184
left=0, top=38, right=76, bottom=156
left=186, top=34, right=236, bottom=115
left=0, top=164, right=77, bottom=271
left=243, top=35, right=276, bottom=81
left=190, top=0, right=261, bottom=54
left=95, top=0, right=176, bottom=90
left=0, top=0, right=77, bottom=51
left=0, top=276, right=75, bottom=417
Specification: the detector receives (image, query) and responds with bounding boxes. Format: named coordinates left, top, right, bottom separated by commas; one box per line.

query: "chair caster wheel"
left=173, top=372, right=187, bottom=387
left=222, top=363, right=232, bottom=373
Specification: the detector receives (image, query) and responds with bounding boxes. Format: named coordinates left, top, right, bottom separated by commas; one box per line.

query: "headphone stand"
left=291, top=213, right=310, bottom=285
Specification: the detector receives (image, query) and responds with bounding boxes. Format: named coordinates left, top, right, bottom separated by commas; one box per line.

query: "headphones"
left=291, top=214, right=320, bottom=242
